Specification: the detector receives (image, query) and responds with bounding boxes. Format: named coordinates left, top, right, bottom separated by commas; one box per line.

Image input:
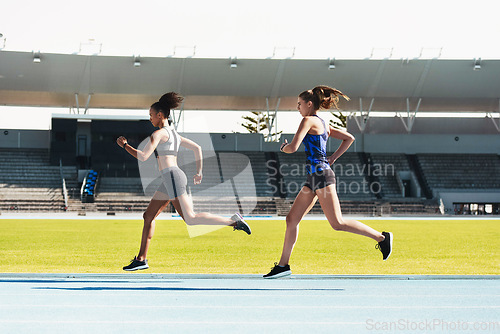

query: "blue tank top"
left=302, top=115, right=330, bottom=174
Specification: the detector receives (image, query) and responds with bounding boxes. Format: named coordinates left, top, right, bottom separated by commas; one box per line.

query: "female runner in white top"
left=117, top=92, right=250, bottom=271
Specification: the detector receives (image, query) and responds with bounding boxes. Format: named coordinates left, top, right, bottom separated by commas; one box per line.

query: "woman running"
left=117, top=92, right=251, bottom=271
left=263, top=86, right=392, bottom=279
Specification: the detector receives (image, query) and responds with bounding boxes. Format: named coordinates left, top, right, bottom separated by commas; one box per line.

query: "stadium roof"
left=0, top=51, right=499, bottom=113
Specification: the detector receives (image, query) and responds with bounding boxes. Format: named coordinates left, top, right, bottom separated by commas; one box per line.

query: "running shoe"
left=263, top=262, right=292, bottom=279
left=376, top=231, right=393, bottom=260
left=123, top=256, right=149, bottom=271
left=231, top=213, right=251, bottom=235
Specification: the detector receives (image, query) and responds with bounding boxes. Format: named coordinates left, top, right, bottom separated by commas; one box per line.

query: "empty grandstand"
left=0, top=148, right=77, bottom=212
left=1, top=144, right=498, bottom=216
left=0, top=51, right=498, bottom=216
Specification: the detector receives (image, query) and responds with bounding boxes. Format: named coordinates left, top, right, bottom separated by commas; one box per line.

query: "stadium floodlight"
left=79, top=39, right=102, bottom=55
left=133, top=55, right=141, bottom=67
left=272, top=46, right=295, bottom=59
left=33, top=51, right=41, bottom=63
left=230, top=57, right=237, bottom=69
left=418, top=47, right=442, bottom=59
left=370, top=47, right=393, bottom=59
left=473, top=58, right=481, bottom=70
left=328, top=58, right=335, bottom=70
left=172, top=45, right=196, bottom=58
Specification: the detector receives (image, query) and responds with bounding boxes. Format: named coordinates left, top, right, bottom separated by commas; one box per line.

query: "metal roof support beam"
left=170, top=101, right=184, bottom=131
left=397, top=98, right=421, bottom=133
left=366, top=59, right=387, bottom=97
left=265, top=57, right=286, bottom=142
left=177, top=58, right=186, bottom=93
left=349, top=98, right=373, bottom=132
left=265, top=97, right=281, bottom=142
left=412, top=59, right=433, bottom=97
left=486, top=112, right=500, bottom=132
left=84, top=94, right=92, bottom=114
left=486, top=100, right=500, bottom=132
left=270, top=59, right=287, bottom=98
left=72, top=93, right=92, bottom=114
left=74, top=93, right=80, bottom=114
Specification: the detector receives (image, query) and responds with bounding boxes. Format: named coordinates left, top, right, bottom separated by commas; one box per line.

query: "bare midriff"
left=157, top=155, right=178, bottom=171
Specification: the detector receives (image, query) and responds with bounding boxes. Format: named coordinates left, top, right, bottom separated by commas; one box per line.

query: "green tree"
left=330, top=110, right=347, bottom=129
left=241, top=111, right=282, bottom=141
left=241, top=111, right=267, bottom=133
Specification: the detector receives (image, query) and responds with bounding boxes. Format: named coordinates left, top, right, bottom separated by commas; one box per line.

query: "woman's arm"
left=116, top=131, right=162, bottom=162
left=280, top=118, right=313, bottom=154
left=327, top=126, right=355, bottom=164
left=180, top=136, right=203, bottom=184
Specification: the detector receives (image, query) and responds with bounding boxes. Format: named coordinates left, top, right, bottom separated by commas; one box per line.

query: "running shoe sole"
left=383, top=232, right=393, bottom=261
left=123, top=264, right=149, bottom=271
left=123, top=258, right=149, bottom=271
left=264, top=270, right=292, bottom=279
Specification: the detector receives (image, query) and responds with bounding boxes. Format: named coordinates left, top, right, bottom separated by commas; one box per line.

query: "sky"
left=2, top=0, right=499, bottom=59
left=1, top=0, right=499, bottom=131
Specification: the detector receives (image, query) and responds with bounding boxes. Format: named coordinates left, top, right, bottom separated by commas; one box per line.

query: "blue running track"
left=0, top=274, right=498, bottom=333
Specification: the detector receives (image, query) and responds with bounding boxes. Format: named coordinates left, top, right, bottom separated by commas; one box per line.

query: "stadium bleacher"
left=1, top=148, right=499, bottom=216
left=417, top=154, right=500, bottom=191
left=368, top=154, right=409, bottom=198
left=0, top=148, right=77, bottom=212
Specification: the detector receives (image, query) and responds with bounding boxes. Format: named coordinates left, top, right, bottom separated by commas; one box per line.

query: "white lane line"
left=0, top=293, right=498, bottom=298
left=0, top=320, right=363, bottom=325
left=0, top=305, right=497, bottom=309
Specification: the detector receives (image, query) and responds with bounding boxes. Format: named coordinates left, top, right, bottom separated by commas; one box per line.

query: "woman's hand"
left=328, top=155, right=337, bottom=165
left=280, top=139, right=289, bottom=152
left=117, top=136, right=127, bottom=148
left=194, top=173, right=203, bottom=185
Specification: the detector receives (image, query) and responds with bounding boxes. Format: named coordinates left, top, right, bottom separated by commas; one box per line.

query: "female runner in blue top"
left=264, top=86, right=392, bottom=278
left=117, top=92, right=251, bottom=271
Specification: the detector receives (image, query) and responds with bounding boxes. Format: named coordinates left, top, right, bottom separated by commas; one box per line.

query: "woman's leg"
left=136, top=193, right=171, bottom=261
left=170, top=198, right=185, bottom=220
left=315, top=185, right=384, bottom=242
left=278, top=186, right=318, bottom=266
left=175, top=193, right=234, bottom=226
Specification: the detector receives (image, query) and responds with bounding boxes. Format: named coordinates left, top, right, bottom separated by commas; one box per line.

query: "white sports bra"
left=154, top=126, right=181, bottom=156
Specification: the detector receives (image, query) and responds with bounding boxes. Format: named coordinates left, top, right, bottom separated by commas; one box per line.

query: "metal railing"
left=59, top=159, right=69, bottom=210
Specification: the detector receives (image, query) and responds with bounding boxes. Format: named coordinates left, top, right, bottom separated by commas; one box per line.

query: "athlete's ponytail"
left=299, top=85, right=350, bottom=110
left=151, top=92, right=184, bottom=125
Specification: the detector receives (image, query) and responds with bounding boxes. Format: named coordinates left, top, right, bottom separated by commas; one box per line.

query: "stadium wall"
left=348, top=116, right=499, bottom=154
left=438, top=191, right=500, bottom=215
left=0, top=129, right=50, bottom=149
left=1, top=129, right=498, bottom=155
left=359, top=134, right=499, bottom=154
left=1, top=116, right=498, bottom=154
